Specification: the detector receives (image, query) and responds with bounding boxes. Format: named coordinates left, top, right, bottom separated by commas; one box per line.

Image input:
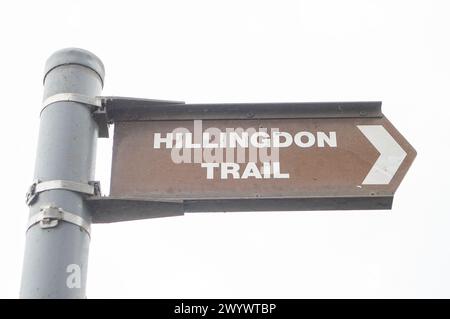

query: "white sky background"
left=0, top=0, right=449, bottom=298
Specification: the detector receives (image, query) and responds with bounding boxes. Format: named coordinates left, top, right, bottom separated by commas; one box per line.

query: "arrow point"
left=357, top=125, right=407, bottom=185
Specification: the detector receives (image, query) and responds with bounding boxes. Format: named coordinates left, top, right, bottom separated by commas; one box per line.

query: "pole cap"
left=44, top=48, right=105, bottom=87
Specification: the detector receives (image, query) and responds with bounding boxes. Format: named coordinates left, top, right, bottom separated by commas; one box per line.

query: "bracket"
left=27, top=205, right=91, bottom=237
left=101, top=98, right=381, bottom=122
left=41, top=93, right=110, bottom=138
left=26, top=179, right=101, bottom=206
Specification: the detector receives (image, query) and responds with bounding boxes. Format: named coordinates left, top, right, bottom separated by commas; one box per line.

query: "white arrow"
left=357, top=125, right=407, bottom=185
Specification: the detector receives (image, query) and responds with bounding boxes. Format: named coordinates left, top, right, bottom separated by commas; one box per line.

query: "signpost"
left=109, top=104, right=415, bottom=211
left=21, top=48, right=416, bottom=298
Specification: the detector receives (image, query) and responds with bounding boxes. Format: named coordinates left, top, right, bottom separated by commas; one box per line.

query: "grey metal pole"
left=20, top=48, right=104, bottom=298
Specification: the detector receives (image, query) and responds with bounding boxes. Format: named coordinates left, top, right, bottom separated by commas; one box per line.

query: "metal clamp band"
left=26, top=180, right=101, bottom=206
left=40, top=93, right=110, bottom=138
left=27, top=206, right=91, bottom=237
left=41, top=93, right=102, bottom=115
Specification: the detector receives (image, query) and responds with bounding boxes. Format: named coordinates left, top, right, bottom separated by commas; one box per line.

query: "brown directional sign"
left=107, top=101, right=416, bottom=212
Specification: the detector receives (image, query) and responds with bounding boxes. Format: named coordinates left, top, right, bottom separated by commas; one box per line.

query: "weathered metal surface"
left=87, top=197, right=184, bottom=223
left=183, top=196, right=393, bottom=212
left=108, top=109, right=415, bottom=213
left=103, top=99, right=382, bottom=121
left=88, top=195, right=392, bottom=224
